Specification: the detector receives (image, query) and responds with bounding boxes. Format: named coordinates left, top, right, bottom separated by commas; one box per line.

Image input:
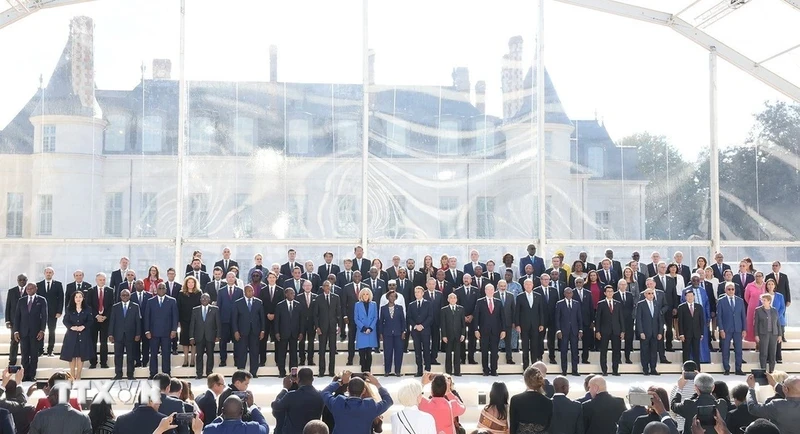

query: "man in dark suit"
left=343, top=271, right=369, bottom=365
left=386, top=255, right=402, bottom=281
left=613, top=280, right=636, bottom=364
left=618, top=386, right=649, bottom=434
left=196, top=373, right=227, bottom=425
left=283, top=266, right=307, bottom=296
left=766, top=261, right=791, bottom=306
left=636, top=287, right=664, bottom=375
left=4, top=273, right=27, bottom=365
left=336, top=259, right=355, bottom=289
left=673, top=251, right=692, bottom=285
left=394, top=268, right=413, bottom=308
left=406, top=259, right=426, bottom=288
left=726, top=384, right=757, bottom=434
left=297, top=280, right=317, bottom=365
left=484, top=261, right=502, bottom=286
left=109, top=256, right=130, bottom=293
left=671, top=373, right=729, bottom=434
left=258, top=271, right=283, bottom=365
left=647, top=251, right=661, bottom=277
left=88, top=272, right=114, bottom=369
left=519, top=243, right=546, bottom=277
left=555, top=287, right=582, bottom=376
left=214, top=247, right=239, bottom=275
left=164, top=268, right=182, bottom=300
left=515, top=278, right=544, bottom=369
left=407, top=286, right=432, bottom=375
left=204, top=267, right=225, bottom=304
left=129, top=280, right=151, bottom=367
left=440, top=293, right=465, bottom=376
left=733, top=261, right=754, bottom=300
left=232, top=285, right=265, bottom=377
left=534, top=273, right=559, bottom=364
left=654, top=261, right=677, bottom=352
left=578, top=251, right=596, bottom=272
left=115, top=269, right=138, bottom=302
left=597, top=249, right=623, bottom=278
left=65, top=270, right=91, bottom=312
left=455, top=274, right=479, bottom=365
left=115, top=395, right=168, bottom=434
left=351, top=245, right=370, bottom=274
left=219, top=271, right=244, bottom=368
left=595, top=285, right=624, bottom=376
left=275, top=288, right=302, bottom=378
left=280, top=249, right=301, bottom=281
left=423, top=277, right=444, bottom=363
left=314, top=280, right=342, bottom=377
left=718, top=270, right=743, bottom=299
left=717, top=282, right=746, bottom=375
left=549, top=269, right=566, bottom=298
left=186, top=258, right=211, bottom=288
left=364, top=267, right=386, bottom=305
left=495, top=280, right=516, bottom=364
left=302, top=262, right=322, bottom=294
left=582, top=376, right=626, bottom=434
left=473, top=284, right=505, bottom=376
left=108, top=288, right=141, bottom=380
left=597, top=259, right=618, bottom=291
left=13, top=283, right=46, bottom=381
left=317, top=251, right=340, bottom=281
left=545, top=256, right=568, bottom=285
left=190, top=293, right=221, bottom=378
left=434, top=269, right=453, bottom=298
left=711, top=252, right=731, bottom=282
left=270, top=368, right=324, bottom=434
left=144, top=282, right=179, bottom=378
left=463, top=249, right=487, bottom=277
left=677, top=289, right=705, bottom=363
left=572, top=277, right=594, bottom=363
left=550, top=376, right=584, bottom=434
left=472, top=266, right=490, bottom=291
left=36, top=267, right=63, bottom=357
left=444, top=257, right=465, bottom=289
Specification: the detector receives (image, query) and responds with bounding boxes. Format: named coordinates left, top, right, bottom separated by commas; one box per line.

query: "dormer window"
left=475, top=120, right=495, bottom=154
left=439, top=119, right=459, bottom=155
left=105, top=115, right=127, bottom=152
left=588, top=147, right=605, bottom=177
left=288, top=118, right=311, bottom=155
left=142, top=115, right=162, bottom=152
left=190, top=116, right=215, bottom=153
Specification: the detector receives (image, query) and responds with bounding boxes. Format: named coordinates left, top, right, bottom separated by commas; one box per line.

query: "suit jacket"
left=545, top=267, right=568, bottom=284
left=189, top=304, right=221, bottom=342
left=280, top=262, right=302, bottom=280
left=555, top=298, right=582, bottom=337
left=726, top=402, right=757, bottom=434
left=406, top=299, right=433, bottom=332
left=754, top=306, right=780, bottom=337
left=321, top=381, right=393, bottom=434
left=519, top=255, right=546, bottom=277
left=29, top=403, right=92, bottom=434
left=195, top=390, right=217, bottom=425
left=444, top=269, right=465, bottom=288
left=202, top=420, right=266, bottom=434
left=164, top=281, right=182, bottom=299
left=677, top=302, right=705, bottom=339
left=549, top=394, right=584, bottom=434
left=214, top=259, right=239, bottom=275
left=336, top=270, right=355, bottom=290
left=204, top=281, right=226, bottom=303
left=302, top=272, right=322, bottom=294
left=65, top=281, right=91, bottom=311
left=158, top=394, right=194, bottom=419
left=87, top=286, right=114, bottom=317
left=407, top=269, right=426, bottom=288
left=364, top=278, right=387, bottom=302
left=258, top=285, right=284, bottom=318
left=473, top=276, right=491, bottom=291
left=495, top=291, right=515, bottom=329
left=232, top=298, right=265, bottom=337
left=677, top=264, right=691, bottom=285
left=654, top=275, right=677, bottom=310
left=635, top=299, right=663, bottom=339
left=550, top=280, right=567, bottom=298
left=342, top=282, right=370, bottom=319
left=144, top=295, right=179, bottom=337
left=394, top=279, right=413, bottom=303
left=716, top=295, right=746, bottom=334
left=597, top=269, right=618, bottom=290
left=109, top=269, right=125, bottom=293
left=616, top=406, right=648, bottom=434
left=485, top=271, right=502, bottom=286
left=284, top=278, right=308, bottom=295
left=351, top=258, right=371, bottom=274
left=434, top=279, right=453, bottom=298
left=130, top=290, right=151, bottom=322
left=612, top=291, right=635, bottom=326
left=4, top=286, right=24, bottom=326
left=379, top=304, right=406, bottom=337
left=14, top=294, right=47, bottom=337
left=464, top=262, right=487, bottom=277
left=765, top=272, right=791, bottom=303
left=518, top=274, right=541, bottom=288
left=298, top=292, right=317, bottom=328
left=646, top=263, right=659, bottom=277
left=115, top=405, right=169, bottom=434
left=711, top=263, right=731, bottom=281
left=271, top=384, right=324, bottom=434
left=108, top=301, right=142, bottom=341
left=440, top=304, right=466, bottom=339
left=595, top=298, right=624, bottom=336
left=454, top=285, right=479, bottom=316
left=473, top=297, right=504, bottom=336
left=534, top=285, right=559, bottom=326
left=218, top=285, right=245, bottom=324
left=314, top=292, right=342, bottom=333
left=573, top=288, right=595, bottom=327
left=582, top=391, right=626, bottom=434
left=423, top=290, right=445, bottom=326
left=514, top=291, right=544, bottom=331
left=717, top=281, right=743, bottom=299
left=732, top=273, right=754, bottom=294
left=185, top=263, right=208, bottom=274
left=36, top=280, right=64, bottom=318
left=386, top=266, right=401, bottom=281
left=317, top=263, right=341, bottom=281
left=185, top=270, right=211, bottom=288
left=672, top=392, right=728, bottom=434
left=274, top=300, right=302, bottom=339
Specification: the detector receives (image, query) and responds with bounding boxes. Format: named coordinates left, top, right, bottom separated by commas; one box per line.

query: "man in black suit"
left=677, top=289, right=704, bottom=363
left=270, top=368, right=325, bottom=434
left=711, top=252, right=731, bottom=282
left=455, top=274, right=479, bottom=365
left=440, top=293, right=465, bottom=376
left=351, top=245, right=370, bottom=274
left=88, top=272, right=114, bottom=369
left=600, top=249, right=623, bottom=278
left=518, top=263, right=539, bottom=289
left=719, top=269, right=743, bottom=299
left=343, top=270, right=369, bottom=365
left=280, top=249, right=301, bottom=281
left=259, top=271, right=283, bottom=365
left=218, top=272, right=243, bottom=368
left=495, top=280, right=516, bottom=364
left=407, top=286, right=432, bottom=376
left=395, top=268, right=413, bottom=306
left=654, top=261, right=677, bottom=352
left=130, top=280, right=151, bottom=367
left=484, top=261, right=502, bottom=286
left=317, top=251, right=340, bottom=281
left=109, top=256, right=130, bottom=293
left=549, top=376, right=584, bottom=434
left=726, top=384, right=757, bottom=434
left=595, top=285, right=624, bottom=376
left=189, top=293, right=220, bottom=379
left=572, top=277, right=594, bottom=362
left=302, top=261, right=322, bottom=294
left=314, top=280, right=342, bottom=377
left=204, top=266, right=225, bottom=303
left=673, top=251, right=692, bottom=284
left=196, top=373, right=227, bottom=425
left=647, top=251, right=662, bottom=277
left=434, top=269, right=453, bottom=298
left=4, top=274, right=27, bottom=365
left=597, top=259, right=618, bottom=291
left=671, top=373, right=728, bottom=434
left=406, top=259, right=426, bottom=288
left=231, top=285, right=265, bottom=377
left=473, top=284, right=505, bottom=376
left=108, top=288, right=141, bottom=380
left=445, top=257, right=465, bottom=289
left=336, top=259, right=355, bottom=289
left=582, top=376, right=626, bottom=434
left=555, top=287, right=582, bottom=376
left=515, top=278, right=544, bottom=369
left=115, top=395, right=169, bottom=434
left=386, top=255, right=402, bottom=281
left=618, top=386, right=649, bottom=434
left=36, top=267, right=63, bottom=357
left=14, top=283, right=46, bottom=381
left=545, top=256, right=568, bottom=285
left=214, top=247, right=239, bottom=275
left=297, top=280, right=317, bottom=365
left=636, top=287, right=664, bottom=375
left=549, top=269, right=566, bottom=298
left=423, top=277, right=444, bottom=363
left=578, top=251, right=596, bottom=272
left=365, top=267, right=386, bottom=304
left=275, top=288, right=302, bottom=377
left=534, top=273, right=559, bottom=364
left=114, top=269, right=137, bottom=302
left=613, top=280, right=636, bottom=364
left=766, top=261, right=791, bottom=306
left=284, top=266, right=307, bottom=295
left=65, top=270, right=91, bottom=312
left=472, top=266, right=489, bottom=291
left=186, top=258, right=211, bottom=288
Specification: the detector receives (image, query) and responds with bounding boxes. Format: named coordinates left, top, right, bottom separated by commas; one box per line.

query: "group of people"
left=3, top=245, right=792, bottom=380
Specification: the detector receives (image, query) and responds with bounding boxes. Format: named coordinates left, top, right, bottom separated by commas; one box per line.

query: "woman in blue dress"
left=681, top=277, right=711, bottom=363
left=355, top=288, right=378, bottom=373
left=60, top=291, right=94, bottom=380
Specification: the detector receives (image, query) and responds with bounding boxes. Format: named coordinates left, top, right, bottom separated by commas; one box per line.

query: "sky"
left=0, top=0, right=797, bottom=160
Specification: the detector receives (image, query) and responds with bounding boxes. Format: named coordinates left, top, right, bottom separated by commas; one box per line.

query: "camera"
left=696, top=405, right=715, bottom=427
left=751, top=369, right=769, bottom=386
left=7, top=366, right=20, bottom=374
left=477, top=391, right=487, bottom=406
left=629, top=393, right=652, bottom=407
left=173, top=413, right=195, bottom=425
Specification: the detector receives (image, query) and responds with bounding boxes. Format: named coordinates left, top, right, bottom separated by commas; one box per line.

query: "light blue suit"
left=355, top=301, right=378, bottom=349
left=717, top=294, right=746, bottom=372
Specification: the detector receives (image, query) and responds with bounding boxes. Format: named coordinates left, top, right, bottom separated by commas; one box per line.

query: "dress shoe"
left=777, top=359, right=783, bottom=363
left=219, top=361, right=227, bottom=367
left=723, top=370, right=730, bottom=375
left=491, top=372, right=498, bottom=376
left=384, top=373, right=390, bottom=377
left=582, top=360, right=590, bottom=364
left=469, top=360, right=478, bottom=365
left=181, top=363, right=189, bottom=368
left=142, top=362, right=148, bottom=368
left=643, top=372, right=650, bottom=376
left=735, top=370, right=746, bottom=376
left=347, top=359, right=354, bottom=366
left=549, top=358, right=557, bottom=364
left=652, top=371, right=660, bottom=376
left=195, top=375, right=202, bottom=379
left=562, top=371, right=568, bottom=376
left=660, top=359, right=672, bottom=364
left=612, top=372, right=620, bottom=376
left=308, top=362, right=316, bottom=366
left=482, top=372, right=489, bottom=376
left=431, top=361, right=441, bottom=365
left=602, top=372, right=608, bottom=376
left=127, top=375, right=135, bottom=380
left=113, top=374, right=122, bottom=380
left=101, top=364, right=109, bottom=369
left=318, top=372, right=326, bottom=377
left=571, top=372, right=581, bottom=377
left=89, top=364, right=97, bottom=369
left=625, top=359, right=633, bottom=364
left=395, top=372, right=402, bottom=376
left=46, top=352, right=53, bottom=357
left=259, top=362, right=266, bottom=367
left=172, top=349, right=178, bottom=355
left=507, top=359, right=515, bottom=365
left=415, top=371, right=423, bottom=377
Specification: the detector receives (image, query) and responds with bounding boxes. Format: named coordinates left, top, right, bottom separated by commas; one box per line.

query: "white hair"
left=396, top=379, right=424, bottom=407
left=96, top=272, right=107, bottom=278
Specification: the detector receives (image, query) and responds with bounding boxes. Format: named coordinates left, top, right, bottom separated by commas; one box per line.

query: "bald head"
left=643, top=422, right=671, bottom=434
left=303, top=420, right=330, bottom=434
left=553, top=376, right=569, bottom=394
left=588, top=376, right=607, bottom=397
left=784, top=376, right=800, bottom=398
left=532, top=361, right=548, bottom=376
left=222, top=395, right=244, bottom=419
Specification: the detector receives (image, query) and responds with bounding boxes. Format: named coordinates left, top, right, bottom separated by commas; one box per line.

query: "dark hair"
left=431, top=375, right=448, bottom=397
left=487, top=382, right=509, bottom=420
left=347, top=377, right=365, bottom=397
left=153, top=373, right=171, bottom=391
left=71, top=290, right=85, bottom=310
left=712, top=381, right=731, bottom=405
left=647, top=387, right=670, bottom=414
left=303, top=420, right=330, bottom=434
left=643, top=422, right=671, bottom=434
left=745, top=419, right=780, bottom=434
left=572, top=260, right=584, bottom=273
left=298, top=367, right=314, bottom=385
left=89, top=401, right=115, bottom=434
left=169, top=379, right=183, bottom=394
left=732, top=384, right=749, bottom=403
left=232, top=370, right=252, bottom=385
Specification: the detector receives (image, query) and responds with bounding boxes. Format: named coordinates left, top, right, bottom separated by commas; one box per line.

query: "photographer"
left=271, top=368, right=323, bottom=434
left=321, top=371, right=392, bottom=434
left=216, top=370, right=265, bottom=424
left=745, top=373, right=800, bottom=434
left=671, top=373, right=728, bottom=434
left=203, top=396, right=268, bottom=434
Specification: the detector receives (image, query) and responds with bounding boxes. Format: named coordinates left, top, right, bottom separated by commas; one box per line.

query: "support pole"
left=360, top=0, right=370, bottom=256
left=174, top=0, right=187, bottom=271
left=709, top=47, right=721, bottom=254
left=537, top=0, right=547, bottom=253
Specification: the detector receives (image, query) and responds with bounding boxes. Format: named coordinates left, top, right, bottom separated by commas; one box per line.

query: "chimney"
left=502, top=35, right=524, bottom=119
left=152, top=59, right=172, bottom=79
left=475, top=80, right=486, bottom=113
left=368, top=49, right=376, bottom=85
left=69, top=16, right=95, bottom=109
left=452, top=67, right=470, bottom=93
left=269, top=45, right=278, bottom=82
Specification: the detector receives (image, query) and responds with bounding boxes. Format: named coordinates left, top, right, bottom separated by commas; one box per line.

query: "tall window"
left=105, top=115, right=127, bottom=152
left=234, top=193, right=253, bottom=238
left=476, top=196, right=495, bottom=238
left=6, top=193, right=23, bottom=237
left=545, top=195, right=553, bottom=238
left=588, top=147, right=604, bottom=177
left=142, top=115, right=163, bottom=152
left=42, top=125, right=56, bottom=152
left=139, top=192, right=157, bottom=237
left=336, top=195, right=357, bottom=237
left=105, top=192, right=123, bottom=237
left=190, top=116, right=215, bottom=153
left=387, top=121, right=407, bottom=157
left=544, top=131, right=554, bottom=156
left=288, top=118, right=310, bottom=155
left=189, top=193, right=209, bottom=236
left=595, top=211, right=611, bottom=240
left=439, top=120, right=459, bottom=155
left=387, top=195, right=406, bottom=238
left=233, top=116, right=256, bottom=154
left=476, top=121, right=495, bottom=154
left=335, top=119, right=359, bottom=153
left=38, top=195, right=53, bottom=235
left=439, top=196, right=459, bottom=238
left=287, top=195, right=308, bottom=237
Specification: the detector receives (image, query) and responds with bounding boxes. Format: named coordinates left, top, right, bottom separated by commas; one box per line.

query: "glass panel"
left=141, top=115, right=163, bottom=153
left=104, top=114, right=128, bottom=152
left=38, top=194, right=53, bottom=236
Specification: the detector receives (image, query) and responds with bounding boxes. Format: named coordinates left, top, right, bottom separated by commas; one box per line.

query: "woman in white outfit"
left=391, top=379, right=437, bottom=434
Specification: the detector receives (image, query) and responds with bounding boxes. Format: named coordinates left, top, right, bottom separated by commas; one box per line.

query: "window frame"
left=38, top=194, right=53, bottom=236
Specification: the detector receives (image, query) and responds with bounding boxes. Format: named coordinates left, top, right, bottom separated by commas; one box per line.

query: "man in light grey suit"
left=29, top=388, right=91, bottom=434
left=190, top=293, right=221, bottom=379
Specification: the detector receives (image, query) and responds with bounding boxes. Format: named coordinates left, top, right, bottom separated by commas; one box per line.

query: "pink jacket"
left=418, top=393, right=466, bottom=434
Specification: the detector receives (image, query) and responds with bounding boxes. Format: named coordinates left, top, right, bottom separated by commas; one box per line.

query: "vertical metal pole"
left=536, top=0, right=547, bottom=252
left=361, top=0, right=370, bottom=255
left=709, top=47, right=721, bottom=255
left=174, top=0, right=187, bottom=270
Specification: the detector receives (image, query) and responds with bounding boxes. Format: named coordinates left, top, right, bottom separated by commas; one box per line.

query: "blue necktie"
left=202, top=307, right=207, bottom=321
left=248, top=300, right=252, bottom=312
left=123, top=304, right=127, bottom=317
left=159, top=298, right=162, bottom=307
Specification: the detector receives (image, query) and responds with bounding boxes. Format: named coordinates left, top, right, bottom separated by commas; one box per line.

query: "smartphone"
left=7, top=366, right=20, bottom=374
left=683, top=372, right=697, bottom=381
left=291, top=367, right=298, bottom=378
left=173, top=413, right=195, bottom=425
left=696, top=405, right=715, bottom=427
left=629, top=393, right=652, bottom=407
left=35, top=381, right=48, bottom=390
left=751, top=369, right=769, bottom=386
left=477, top=391, right=487, bottom=405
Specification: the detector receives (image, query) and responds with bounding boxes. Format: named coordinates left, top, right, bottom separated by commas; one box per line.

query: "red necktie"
left=489, top=299, right=494, bottom=314
left=27, top=297, right=32, bottom=312
left=690, top=304, right=694, bottom=316
left=98, top=288, right=104, bottom=314
left=609, top=300, right=613, bottom=313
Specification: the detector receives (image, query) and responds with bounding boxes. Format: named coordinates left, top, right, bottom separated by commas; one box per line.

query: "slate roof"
left=512, top=66, right=572, bottom=126
left=571, top=119, right=646, bottom=181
